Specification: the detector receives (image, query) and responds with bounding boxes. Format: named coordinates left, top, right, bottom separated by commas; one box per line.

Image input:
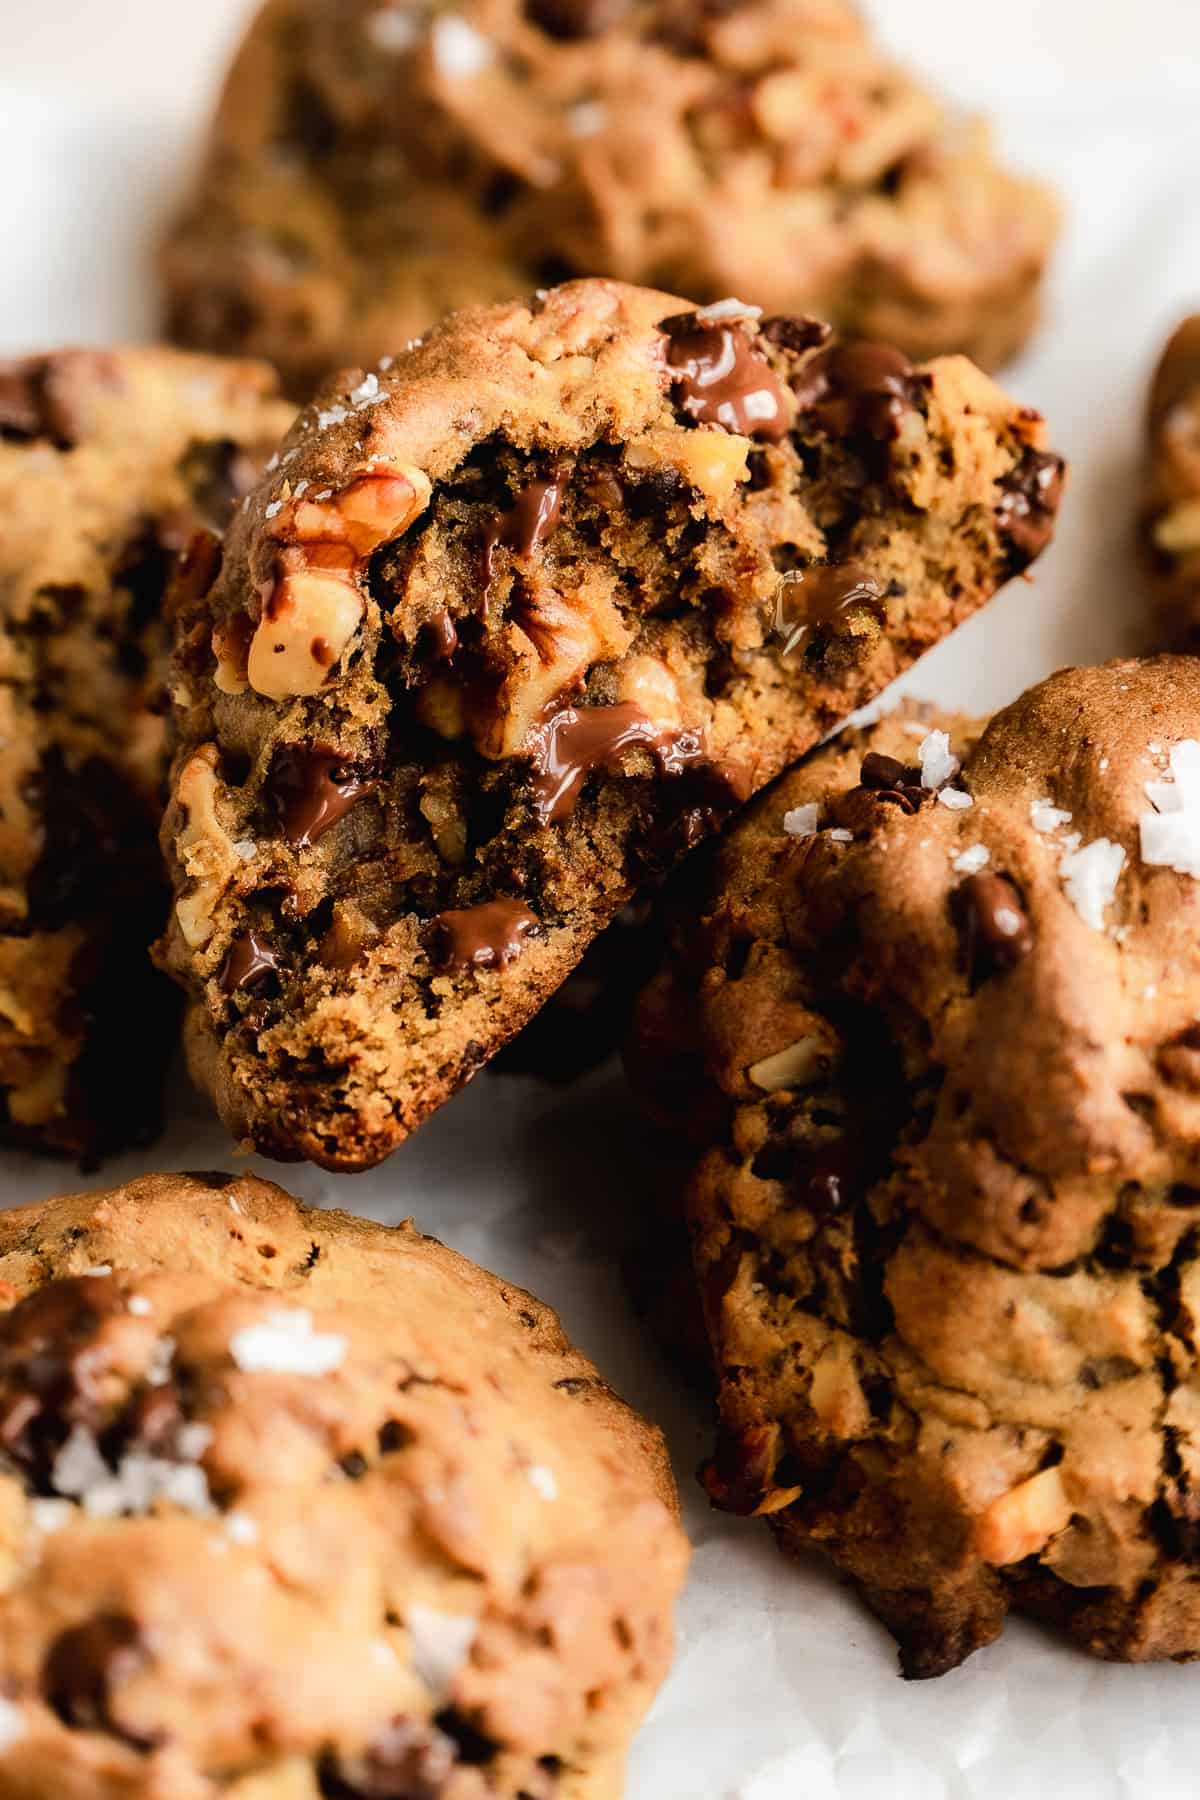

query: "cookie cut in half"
left=0, top=348, right=292, bottom=1161
left=162, top=0, right=1059, bottom=396
left=1142, top=315, right=1200, bottom=646
left=157, top=277, right=1063, bottom=1169
left=632, top=657, right=1200, bottom=1676
left=0, top=1170, right=686, bottom=1796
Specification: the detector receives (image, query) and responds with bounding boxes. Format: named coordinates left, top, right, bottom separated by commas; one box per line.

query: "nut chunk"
left=631, top=658, right=1200, bottom=1676
left=0, top=1170, right=686, bottom=1797
left=0, top=347, right=292, bottom=1160
left=157, top=277, right=1062, bottom=1170
left=1142, top=315, right=1200, bottom=646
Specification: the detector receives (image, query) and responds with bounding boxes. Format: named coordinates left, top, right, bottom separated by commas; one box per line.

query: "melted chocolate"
left=775, top=563, right=886, bottom=653
left=525, top=0, right=629, bottom=35
left=663, top=316, right=789, bottom=442
left=792, top=340, right=922, bottom=441
left=434, top=899, right=540, bottom=972
left=424, top=609, right=459, bottom=661
left=42, top=1614, right=156, bottom=1749
left=0, top=352, right=119, bottom=449
left=858, top=751, right=926, bottom=814
left=958, top=872, right=1033, bottom=978
left=759, top=316, right=833, bottom=356
left=0, top=1275, right=125, bottom=1471
left=996, top=449, right=1065, bottom=571
left=526, top=701, right=706, bottom=824
left=270, top=744, right=375, bottom=848
left=219, top=931, right=280, bottom=995
left=318, top=1716, right=459, bottom=1799
left=483, top=476, right=564, bottom=583
left=700, top=1421, right=781, bottom=1517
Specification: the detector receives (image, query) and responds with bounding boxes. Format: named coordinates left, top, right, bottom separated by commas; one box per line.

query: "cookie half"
left=162, top=0, right=1058, bottom=395
left=0, top=1170, right=686, bottom=1795
left=1142, top=315, right=1200, bottom=646
left=157, top=278, right=1062, bottom=1168
left=0, top=349, right=292, bottom=1161
left=632, top=658, right=1200, bottom=1675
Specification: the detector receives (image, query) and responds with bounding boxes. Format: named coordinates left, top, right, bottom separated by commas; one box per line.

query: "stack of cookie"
left=1, top=0, right=1198, bottom=1786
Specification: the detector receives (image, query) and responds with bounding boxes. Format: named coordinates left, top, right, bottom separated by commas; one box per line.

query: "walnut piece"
left=247, top=569, right=365, bottom=701
left=173, top=748, right=244, bottom=949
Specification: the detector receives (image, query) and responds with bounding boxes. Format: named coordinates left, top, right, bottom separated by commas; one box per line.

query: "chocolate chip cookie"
left=1142, top=316, right=1200, bottom=646
left=155, top=278, right=1062, bottom=1169
left=162, top=0, right=1058, bottom=397
left=631, top=657, right=1200, bottom=1676
left=0, top=1169, right=686, bottom=1795
left=0, top=349, right=292, bottom=1161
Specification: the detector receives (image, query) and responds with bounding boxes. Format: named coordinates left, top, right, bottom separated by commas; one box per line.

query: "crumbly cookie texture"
left=631, top=657, right=1200, bottom=1677
left=156, top=277, right=1062, bottom=1170
left=0, top=349, right=292, bottom=1161
left=162, top=0, right=1058, bottom=396
left=0, top=1170, right=686, bottom=1796
left=1142, top=316, right=1200, bottom=646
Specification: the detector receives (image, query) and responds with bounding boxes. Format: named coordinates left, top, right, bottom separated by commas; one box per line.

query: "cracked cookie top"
left=162, top=0, right=1058, bottom=393
left=0, top=1171, right=685, bottom=1796
left=631, top=657, right=1200, bottom=1674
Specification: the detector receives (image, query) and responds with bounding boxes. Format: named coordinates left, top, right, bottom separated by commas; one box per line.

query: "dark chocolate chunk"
left=482, top=475, right=564, bottom=583
left=662, top=315, right=790, bottom=442
left=759, top=316, right=833, bottom=356
left=699, top=1422, right=782, bottom=1517
left=42, top=1614, right=157, bottom=1749
left=219, top=932, right=281, bottom=995
left=775, top=563, right=886, bottom=653
left=318, top=1716, right=459, bottom=1798
left=269, top=745, right=375, bottom=848
left=0, top=1274, right=125, bottom=1471
left=0, top=352, right=120, bottom=449
left=525, top=701, right=706, bottom=824
left=996, top=449, right=1065, bottom=572
left=792, top=340, right=922, bottom=441
left=433, top=899, right=539, bottom=972
left=524, top=0, right=629, bottom=38
left=958, top=872, right=1033, bottom=978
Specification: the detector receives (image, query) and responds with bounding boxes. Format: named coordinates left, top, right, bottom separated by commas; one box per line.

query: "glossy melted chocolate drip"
left=792, top=340, right=922, bottom=441
left=220, top=931, right=280, bottom=995
left=662, top=316, right=789, bottom=441
left=526, top=701, right=707, bottom=824
left=775, top=563, right=887, bottom=653
left=434, top=898, right=540, bottom=972
left=996, top=449, right=1066, bottom=569
left=270, top=745, right=375, bottom=848
left=958, top=872, right=1034, bottom=978
left=42, top=1614, right=157, bottom=1749
left=483, top=475, right=564, bottom=582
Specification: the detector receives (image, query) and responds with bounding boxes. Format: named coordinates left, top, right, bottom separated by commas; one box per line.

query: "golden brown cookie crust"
left=162, top=0, right=1058, bottom=395
left=1142, top=315, right=1200, bottom=647
left=0, top=1171, right=686, bottom=1795
left=155, top=277, right=1062, bottom=1170
left=632, top=658, right=1200, bottom=1675
left=0, top=349, right=293, bottom=1162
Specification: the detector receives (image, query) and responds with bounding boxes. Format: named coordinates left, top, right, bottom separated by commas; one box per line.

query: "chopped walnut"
left=173, top=748, right=244, bottom=949
left=247, top=568, right=365, bottom=701
left=976, top=1465, right=1072, bottom=1565
left=624, top=427, right=750, bottom=507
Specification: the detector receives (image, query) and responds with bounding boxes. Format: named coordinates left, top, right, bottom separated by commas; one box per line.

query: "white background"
left=3, top=3, right=1200, bottom=1795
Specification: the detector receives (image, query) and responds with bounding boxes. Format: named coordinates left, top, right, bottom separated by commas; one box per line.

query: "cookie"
left=0, top=350, right=292, bottom=1161
left=1142, top=315, right=1200, bottom=646
left=0, top=1169, right=687, bottom=1795
left=162, top=0, right=1058, bottom=396
left=631, top=658, right=1200, bottom=1676
left=155, top=278, right=1062, bottom=1169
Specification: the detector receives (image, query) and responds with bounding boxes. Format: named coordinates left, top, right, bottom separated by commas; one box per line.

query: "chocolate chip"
left=524, top=0, right=629, bottom=37
left=792, top=340, right=922, bottom=442
left=699, top=1422, right=781, bottom=1517
left=433, top=899, right=540, bottom=973
left=42, top=1615, right=157, bottom=1749
left=662, top=316, right=790, bottom=442
left=958, top=873, right=1033, bottom=978
left=0, top=1275, right=125, bottom=1472
left=423, top=610, right=458, bottom=661
left=759, top=316, right=833, bottom=356
left=219, top=932, right=280, bottom=995
left=526, top=701, right=707, bottom=824
left=860, top=752, right=917, bottom=791
left=318, top=1718, right=459, bottom=1799
left=269, top=744, right=375, bottom=849
left=775, top=563, right=886, bottom=653
left=996, top=449, right=1065, bottom=573
left=482, top=474, right=565, bottom=583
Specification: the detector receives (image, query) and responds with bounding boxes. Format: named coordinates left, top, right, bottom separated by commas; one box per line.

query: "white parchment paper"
left=3, top=2, right=1200, bottom=1791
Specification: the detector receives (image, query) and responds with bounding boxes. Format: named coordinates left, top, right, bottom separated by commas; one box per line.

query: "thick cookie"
left=155, top=278, right=1062, bottom=1169
left=0, top=350, right=292, bottom=1161
left=631, top=658, right=1200, bottom=1676
left=162, top=0, right=1058, bottom=396
left=0, top=1170, right=686, bottom=1796
left=1142, top=315, right=1200, bottom=646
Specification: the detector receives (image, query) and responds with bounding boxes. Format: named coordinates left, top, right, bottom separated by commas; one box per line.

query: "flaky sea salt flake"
left=230, top=1309, right=347, bottom=1376
left=938, top=788, right=973, bottom=811
left=1059, top=837, right=1126, bottom=930
left=431, top=14, right=494, bottom=78
left=782, top=804, right=819, bottom=838
left=405, top=1604, right=477, bottom=1698
left=918, top=730, right=958, bottom=790
left=951, top=845, right=990, bottom=874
